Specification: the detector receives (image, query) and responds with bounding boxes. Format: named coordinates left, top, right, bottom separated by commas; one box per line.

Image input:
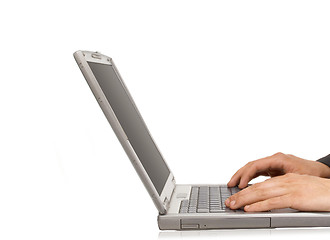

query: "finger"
left=238, top=168, right=275, bottom=188
left=225, top=182, right=263, bottom=207
left=227, top=163, right=263, bottom=187
left=228, top=182, right=287, bottom=209
left=225, top=176, right=286, bottom=207
left=227, top=167, right=246, bottom=187
left=237, top=156, right=284, bottom=188
left=238, top=166, right=260, bottom=189
left=226, top=180, right=269, bottom=208
left=244, top=195, right=292, bottom=212
left=228, top=153, right=284, bottom=188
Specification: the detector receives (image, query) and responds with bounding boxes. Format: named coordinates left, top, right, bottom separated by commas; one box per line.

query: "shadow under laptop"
left=158, top=227, right=330, bottom=239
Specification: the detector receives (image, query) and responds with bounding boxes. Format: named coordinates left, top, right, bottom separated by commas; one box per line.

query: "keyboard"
left=179, top=185, right=241, bottom=214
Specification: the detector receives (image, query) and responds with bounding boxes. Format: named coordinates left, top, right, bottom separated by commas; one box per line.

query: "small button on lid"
left=91, top=53, right=102, bottom=59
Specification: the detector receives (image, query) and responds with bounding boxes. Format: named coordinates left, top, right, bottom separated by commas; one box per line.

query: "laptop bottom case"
left=158, top=213, right=330, bottom=230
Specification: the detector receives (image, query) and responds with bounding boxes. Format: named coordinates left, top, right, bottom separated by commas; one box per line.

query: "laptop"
left=73, top=50, right=330, bottom=230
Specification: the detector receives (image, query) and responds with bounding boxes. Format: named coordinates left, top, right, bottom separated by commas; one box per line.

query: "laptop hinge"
left=163, top=176, right=176, bottom=210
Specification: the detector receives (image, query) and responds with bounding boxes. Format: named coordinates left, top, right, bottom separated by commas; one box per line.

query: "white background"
left=1, top=0, right=330, bottom=239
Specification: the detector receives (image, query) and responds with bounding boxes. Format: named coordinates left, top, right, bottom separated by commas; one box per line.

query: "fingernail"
left=225, top=198, right=230, bottom=205
left=230, top=200, right=236, bottom=207
left=245, top=205, right=250, bottom=211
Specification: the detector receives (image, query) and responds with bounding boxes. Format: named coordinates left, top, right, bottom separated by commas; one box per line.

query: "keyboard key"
left=210, top=209, right=225, bottom=213
left=197, top=209, right=209, bottom=213
left=188, top=208, right=197, bottom=213
left=180, top=207, right=188, bottom=213
left=179, top=185, right=239, bottom=214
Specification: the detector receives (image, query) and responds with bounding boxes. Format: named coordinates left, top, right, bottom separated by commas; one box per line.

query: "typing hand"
left=225, top=173, right=330, bottom=212
left=227, top=152, right=330, bottom=189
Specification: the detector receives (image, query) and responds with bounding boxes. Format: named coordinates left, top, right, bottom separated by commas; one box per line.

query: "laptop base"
left=158, top=184, right=330, bottom=230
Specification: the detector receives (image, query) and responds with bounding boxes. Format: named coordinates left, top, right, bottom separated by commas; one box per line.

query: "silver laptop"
left=73, top=50, right=330, bottom=230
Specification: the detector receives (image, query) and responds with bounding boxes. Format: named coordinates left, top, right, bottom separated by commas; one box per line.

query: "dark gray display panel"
left=88, top=61, right=170, bottom=195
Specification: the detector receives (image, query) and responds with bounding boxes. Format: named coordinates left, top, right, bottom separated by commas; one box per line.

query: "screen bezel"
left=73, top=50, right=175, bottom=214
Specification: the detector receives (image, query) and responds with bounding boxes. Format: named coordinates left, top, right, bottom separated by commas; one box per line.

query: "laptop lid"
left=74, top=50, right=175, bottom=214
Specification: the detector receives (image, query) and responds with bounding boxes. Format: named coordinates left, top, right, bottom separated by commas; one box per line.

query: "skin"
left=225, top=152, right=330, bottom=212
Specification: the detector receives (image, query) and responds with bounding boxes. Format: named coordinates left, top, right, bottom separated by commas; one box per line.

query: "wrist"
left=314, top=161, right=330, bottom=178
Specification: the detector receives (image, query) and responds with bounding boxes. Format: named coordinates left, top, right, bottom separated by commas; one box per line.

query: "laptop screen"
left=87, top=61, right=170, bottom=195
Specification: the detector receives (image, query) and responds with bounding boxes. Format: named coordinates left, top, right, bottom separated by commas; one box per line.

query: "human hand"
left=225, top=173, right=330, bottom=212
left=227, top=152, right=330, bottom=189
